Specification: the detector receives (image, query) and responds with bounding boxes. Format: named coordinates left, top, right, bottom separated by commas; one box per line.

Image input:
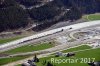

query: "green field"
left=16, top=45, right=93, bottom=66
left=16, top=64, right=21, bottom=66
left=3, top=42, right=54, bottom=54
left=36, top=48, right=100, bottom=66
left=0, top=36, right=23, bottom=44
left=88, top=14, right=100, bottom=20
left=62, top=45, right=91, bottom=53
left=0, top=43, right=54, bottom=65
left=0, top=55, right=30, bottom=65
left=83, top=14, right=100, bottom=21
left=1, top=45, right=99, bottom=66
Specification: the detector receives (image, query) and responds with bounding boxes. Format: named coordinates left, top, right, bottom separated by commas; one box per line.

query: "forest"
left=0, top=0, right=100, bottom=32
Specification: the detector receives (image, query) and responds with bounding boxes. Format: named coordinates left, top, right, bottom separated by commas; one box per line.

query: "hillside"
left=0, top=0, right=100, bottom=32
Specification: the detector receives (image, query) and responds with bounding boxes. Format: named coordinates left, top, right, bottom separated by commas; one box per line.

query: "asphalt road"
left=0, top=20, right=100, bottom=52
left=1, top=20, right=100, bottom=66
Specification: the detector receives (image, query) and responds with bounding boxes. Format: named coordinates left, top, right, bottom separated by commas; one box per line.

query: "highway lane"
left=0, top=20, right=100, bottom=51
left=0, top=28, right=70, bottom=52
left=0, top=24, right=98, bottom=53
left=1, top=21, right=100, bottom=66
left=2, top=38, right=96, bottom=66
left=0, top=38, right=94, bottom=58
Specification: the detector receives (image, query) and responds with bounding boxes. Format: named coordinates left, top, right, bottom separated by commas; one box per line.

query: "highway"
left=1, top=20, right=100, bottom=66
left=0, top=20, right=100, bottom=51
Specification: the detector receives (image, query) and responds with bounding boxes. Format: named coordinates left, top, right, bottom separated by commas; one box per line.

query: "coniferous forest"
left=0, top=0, right=100, bottom=32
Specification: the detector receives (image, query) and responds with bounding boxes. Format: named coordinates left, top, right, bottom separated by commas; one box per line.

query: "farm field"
left=0, top=42, right=54, bottom=65
left=0, top=36, right=24, bottom=44
left=3, top=42, right=54, bottom=54
left=83, top=13, right=100, bottom=21
left=36, top=48, right=100, bottom=66
left=62, top=45, right=91, bottom=53
left=16, top=45, right=96, bottom=66
left=0, top=55, right=30, bottom=65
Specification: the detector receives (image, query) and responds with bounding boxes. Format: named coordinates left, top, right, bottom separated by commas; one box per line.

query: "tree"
left=0, top=0, right=29, bottom=32
left=29, top=4, right=61, bottom=22
left=15, top=0, right=41, bottom=7
left=33, top=54, right=39, bottom=62
left=47, top=62, right=53, bottom=66
left=42, top=60, right=47, bottom=65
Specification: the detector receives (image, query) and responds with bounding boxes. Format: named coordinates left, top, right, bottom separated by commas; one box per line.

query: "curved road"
left=0, top=20, right=100, bottom=51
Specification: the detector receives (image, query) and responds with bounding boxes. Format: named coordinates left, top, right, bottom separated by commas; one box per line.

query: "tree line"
left=0, top=0, right=100, bottom=32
